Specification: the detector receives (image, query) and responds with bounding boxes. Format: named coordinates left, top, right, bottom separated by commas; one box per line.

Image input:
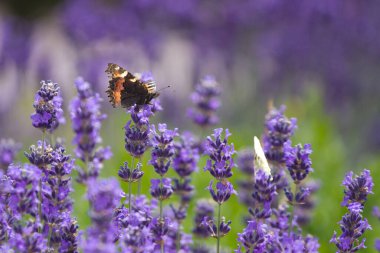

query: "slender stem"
left=288, top=183, right=299, bottom=233
left=217, top=203, right=221, bottom=253
left=176, top=220, right=182, bottom=252
left=137, top=157, right=142, bottom=195
left=38, top=130, right=46, bottom=233
left=128, top=157, right=135, bottom=212
left=128, top=180, right=132, bottom=212
left=159, top=175, right=164, bottom=253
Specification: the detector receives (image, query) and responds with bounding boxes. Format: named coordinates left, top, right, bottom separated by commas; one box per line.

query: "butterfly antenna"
left=158, top=85, right=171, bottom=92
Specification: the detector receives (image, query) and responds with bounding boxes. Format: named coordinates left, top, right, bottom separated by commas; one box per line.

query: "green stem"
left=38, top=130, right=46, bottom=233
left=217, top=203, right=221, bottom=253
left=128, top=157, right=135, bottom=212
left=176, top=220, right=182, bottom=252
left=288, top=183, right=299, bottom=233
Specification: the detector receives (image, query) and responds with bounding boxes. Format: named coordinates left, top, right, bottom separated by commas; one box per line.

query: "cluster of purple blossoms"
left=203, top=128, right=236, bottom=251
left=149, top=123, right=178, bottom=251
left=283, top=142, right=313, bottom=206
left=70, top=77, right=112, bottom=183
left=188, top=76, right=221, bottom=128
left=263, top=105, right=297, bottom=168
left=0, top=139, right=21, bottom=171
left=192, top=200, right=215, bottom=239
left=331, top=169, right=374, bottom=252
left=30, top=80, right=65, bottom=133
left=83, top=178, right=122, bottom=253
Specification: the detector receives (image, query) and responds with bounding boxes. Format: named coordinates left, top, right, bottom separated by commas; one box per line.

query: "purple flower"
left=237, top=149, right=255, bottom=175
left=263, top=105, right=297, bottom=166
left=150, top=178, right=173, bottom=200
left=124, top=103, right=157, bottom=158
left=59, top=219, right=79, bottom=253
left=342, top=169, right=374, bottom=211
left=236, top=221, right=273, bottom=252
left=31, top=80, right=65, bottom=133
left=118, top=161, right=144, bottom=183
left=192, top=200, right=215, bottom=238
left=294, top=180, right=320, bottom=226
left=331, top=169, right=374, bottom=252
left=201, top=216, right=231, bottom=238
left=284, top=142, right=313, bottom=184
left=84, top=178, right=122, bottom=253
left=375, top=239, right=380, bottom=252
left=250, top=170, right=277, bottom=219
left=0, top=139, right=21, bottom=171
left=150, top=124, right=178, bottom=176
left=207, top=181, right=236, bottom=205
left=330, top=212, right=371, bottom=252
left=24, top=141, right=54, bottom=168
left=70, top=77, right=111, bottom=183
left=173, top=133, right=199, bottom=178
left=150, top=217, right=172, bottom=250
left=188, top=75, right=221, bottom=128
left=204, top=128, right=235, bottom=180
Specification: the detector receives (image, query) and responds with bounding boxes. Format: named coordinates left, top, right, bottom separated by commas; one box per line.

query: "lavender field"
left=0, top=1, right=379, bottom=252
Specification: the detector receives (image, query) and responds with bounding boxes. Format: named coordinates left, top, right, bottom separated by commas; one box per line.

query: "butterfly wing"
left=253, top=136, right=271, bottom=176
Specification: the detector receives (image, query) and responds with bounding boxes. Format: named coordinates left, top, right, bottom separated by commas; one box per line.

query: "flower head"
left=31, top=80, right=65, bottom=132
left=188, top=75, right=221, bottom=127
left=150, top=178, right=173, bottom=201
left=207, top=181, right=236, bottom=205
left=150, top=124, right=178, bottom=176
left=284, top=142, right=313, bottom=184
left=118, top=161, right=144, bottom=183
left=342, top=169, right=374, bottom=211
left=204, top=128, right=235, bottom=180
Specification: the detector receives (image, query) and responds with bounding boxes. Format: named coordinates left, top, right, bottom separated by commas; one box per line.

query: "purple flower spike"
left=31, top=80, right=65, bottom=133
left=236, top=221, right=273, bottom=252
left=150, top=124, right=178, bottom=176
left=204, top=128, right=235, bottom=180
left=188, top=75, right=221, bottom=128
left=284, top=142, right=313, bottom=184
left=250, top=170, right=277, bottom=219
left=193, top=200, right=215, bottom=238
left=342, top=169, right=374, bottom=211
left=331, top=169, right=374, bottom=252
left=150, top=178, right=173, bottom=200
left=263, top=105, right=297, bottom=166
left=201, top=216, right=231, bottom=238
left=207, top=181, right=236, bottom=205
left=0, top=139, right=21, bottom=171
left=70, top=77, right=111, bottom=183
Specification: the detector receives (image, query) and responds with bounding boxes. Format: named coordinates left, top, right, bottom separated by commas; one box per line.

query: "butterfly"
left=105, top=63, right=159, bottom=108
left=253, top=136, right=271, bottom=176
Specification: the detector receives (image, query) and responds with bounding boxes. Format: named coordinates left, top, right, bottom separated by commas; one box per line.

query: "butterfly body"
left=105, top=63, right=159, bottom=108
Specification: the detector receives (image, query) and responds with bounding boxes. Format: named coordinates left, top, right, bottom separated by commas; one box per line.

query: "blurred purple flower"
left=192, top=200, right=215, bottom=238
left=188, top=76, right=221, bottom=128
left=236, top=221, right=273, bottom=253
left=70, top=77, right=111, bottom=183
left=84, top=178, right=122, bottom=253
left=207, top=181, right=236, bottom=205
left=0, top=139, right=21, bottom=171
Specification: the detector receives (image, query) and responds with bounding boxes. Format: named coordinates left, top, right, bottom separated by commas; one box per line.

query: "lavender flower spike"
left=31, top=80, right=65, bottom=133
left=188, top=75, right=221, bottom=128
left=204, top=128, right=235, bottom=180
left=284, top=141, right=313, bottom=184
left=331, top=169, right=374, bottom=252
left=70, top=77, right=112, bottom=183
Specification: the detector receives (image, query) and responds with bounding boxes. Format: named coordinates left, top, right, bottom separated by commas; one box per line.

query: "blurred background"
left=0, top=0, right=379, bottom=252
